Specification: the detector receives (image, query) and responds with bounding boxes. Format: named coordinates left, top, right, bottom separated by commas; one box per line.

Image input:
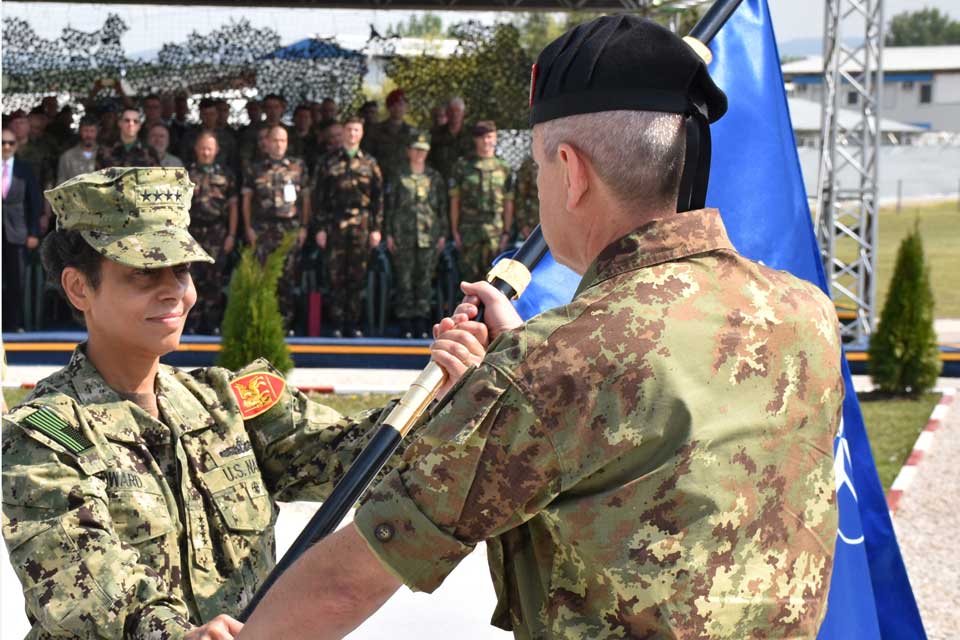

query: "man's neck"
left=573, top=198, right=673, bottom=274
left=120, top=136, right=137, bottom=146
left=410, top=161, right=426, bottom=174
left=449, top=121, right=463, bottom=135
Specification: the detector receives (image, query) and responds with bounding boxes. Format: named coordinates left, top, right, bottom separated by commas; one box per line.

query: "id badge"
left=283, top=182, right=297, bottom=203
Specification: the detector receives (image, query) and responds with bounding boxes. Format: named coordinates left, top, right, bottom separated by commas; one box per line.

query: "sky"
left=2, top=1, right=957, bottom=60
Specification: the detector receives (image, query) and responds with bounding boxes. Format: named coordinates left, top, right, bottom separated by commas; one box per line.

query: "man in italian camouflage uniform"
left=448, top=120, right=514, bottom=283
left=241, top=125, right=311, bottom=329
left=427, top=96, right=473, bottom=182
left=240, top=16, right=845, bottom=640
left=96, top=107, right=161, bottom=169
left=2, top=167, right=484, bottom=639
left=385, top=131, right=447, bottom=339
left=313, top=115, right=383, bottom=338
left=512, top=155, right=539, bottom=241
left=186, top=131, right=238, bottom=334
left=367, top=89, right=414, bottom=185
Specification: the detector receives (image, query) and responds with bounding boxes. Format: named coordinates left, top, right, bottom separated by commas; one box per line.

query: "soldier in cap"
left=448, top=119, right=515, bottom=283
left=240, top=15, right=844, bottom=639
left=1, top=167, right=486, bottom=640
left=385, top=131, right=448, bottom=339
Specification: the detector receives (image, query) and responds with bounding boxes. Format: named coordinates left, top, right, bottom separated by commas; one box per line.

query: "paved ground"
left=892, top=387, right=960, bottom=640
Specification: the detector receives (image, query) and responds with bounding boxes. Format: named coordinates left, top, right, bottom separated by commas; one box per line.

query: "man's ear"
left=557, top=142, right=589, bottom=211
left=62, top=267, right=93, bottom=314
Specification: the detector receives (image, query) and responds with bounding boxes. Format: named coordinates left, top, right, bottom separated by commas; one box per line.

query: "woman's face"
left=78, top=259, right=196, bottom=358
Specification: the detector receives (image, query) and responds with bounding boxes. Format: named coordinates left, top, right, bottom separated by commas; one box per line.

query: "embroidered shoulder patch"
left=21, top=407, right=94, bottom=454
left=229, top=372, right=286, bottom=420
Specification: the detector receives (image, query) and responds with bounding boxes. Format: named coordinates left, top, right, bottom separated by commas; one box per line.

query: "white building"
left=782, top=45, right=960, bottom=132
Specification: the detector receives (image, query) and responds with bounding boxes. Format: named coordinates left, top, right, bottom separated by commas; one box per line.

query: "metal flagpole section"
left=814, top=0, right=884, bottom=347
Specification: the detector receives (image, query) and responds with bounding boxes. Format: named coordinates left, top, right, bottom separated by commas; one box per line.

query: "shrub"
left=217, top=234, right=295, bottom=375
left=868, top=222, right=941, bottom=395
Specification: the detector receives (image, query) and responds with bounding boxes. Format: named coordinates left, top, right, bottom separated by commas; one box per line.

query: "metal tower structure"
left=814, top=0, right=884, bottom=346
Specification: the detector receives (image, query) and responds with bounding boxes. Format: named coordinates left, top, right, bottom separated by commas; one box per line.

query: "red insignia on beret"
left=529, top=63, right=539, bottom=108
left=230, top=372, right=286, bottom=420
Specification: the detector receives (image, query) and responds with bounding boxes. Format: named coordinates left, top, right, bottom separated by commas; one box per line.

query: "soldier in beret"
left=240, top=15, right=844, bottom=639
left=1, top=167, right=486, bottom=640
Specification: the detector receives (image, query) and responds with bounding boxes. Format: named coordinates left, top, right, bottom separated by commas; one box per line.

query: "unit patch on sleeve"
left=229, top=372, right=287, bottom=420
left=21, top=407, right=94, bottom=454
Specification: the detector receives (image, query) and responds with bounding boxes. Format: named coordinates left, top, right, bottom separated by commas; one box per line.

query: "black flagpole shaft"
left=241, top=0, right=746, bottom=621
left=688, top=0, right=744, bottom=44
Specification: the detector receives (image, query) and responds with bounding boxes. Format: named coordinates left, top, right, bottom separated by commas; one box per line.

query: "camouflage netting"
left=380, top=21, right=535, bottom=167
left=1, top=15, right=368, bottom=122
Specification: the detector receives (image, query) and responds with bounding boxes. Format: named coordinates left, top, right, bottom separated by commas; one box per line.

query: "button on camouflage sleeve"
left=197, top=359, right=396, bottom=503
left=2, top=410, right=193, bottom=639
left=354, top=362, right=563, bottom=593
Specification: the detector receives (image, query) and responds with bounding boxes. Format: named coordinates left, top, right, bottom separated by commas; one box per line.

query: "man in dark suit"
left=2, top=125, right=43, bottom=331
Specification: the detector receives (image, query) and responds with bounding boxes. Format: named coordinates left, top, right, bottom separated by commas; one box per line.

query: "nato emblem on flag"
left=509, top=0, right=926, bottom=637
left=707, top=0, right=925, bottom=637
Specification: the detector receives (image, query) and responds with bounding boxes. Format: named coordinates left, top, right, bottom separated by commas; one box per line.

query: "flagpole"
left=240, top=0, right=745, bottom=622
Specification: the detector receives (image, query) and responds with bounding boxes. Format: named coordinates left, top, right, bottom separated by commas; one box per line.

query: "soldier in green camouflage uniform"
left=186, top=132, right=238, bottom=333
left=312, top=116, right=383, bottom=337
left=385, top=131, right=448, bottom=338
left=241, top=125, right=311, bottom=329
left=512, top=155, right=539, bottom=241
left=449, top=121, right=515, bottom=283
left=2, top=167, right=484, bottom=640
left=238, top=17, right=845, bottom=640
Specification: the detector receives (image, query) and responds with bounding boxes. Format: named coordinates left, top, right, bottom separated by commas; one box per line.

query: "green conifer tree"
left=217, top=233, right=295, bottom=374
left=868, top=223, right=941, bottom=395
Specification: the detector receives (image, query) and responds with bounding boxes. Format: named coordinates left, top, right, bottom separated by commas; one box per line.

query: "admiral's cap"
left=529, top=15, right=727, bottom=126
left=44, top=167, right=213, bottom=269
left=408, top=130, right=431, bottom=150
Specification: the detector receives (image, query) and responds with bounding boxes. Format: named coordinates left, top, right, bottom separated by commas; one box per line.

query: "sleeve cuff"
left=354, top=470, right=474, bottom=594
left=131, top=602, right=193, bottom=639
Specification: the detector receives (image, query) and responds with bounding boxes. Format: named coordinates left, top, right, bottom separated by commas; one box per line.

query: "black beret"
left=529, top=15, right=727, bottom=126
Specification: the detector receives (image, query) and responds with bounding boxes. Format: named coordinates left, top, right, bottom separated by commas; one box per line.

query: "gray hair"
left=538, top=110, right=685, bottom=210
left=448, top=96, right=465, bottom=110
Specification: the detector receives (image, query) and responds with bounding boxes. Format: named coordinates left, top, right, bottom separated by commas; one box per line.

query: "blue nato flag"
left=511, top=0, right=925, bottom=637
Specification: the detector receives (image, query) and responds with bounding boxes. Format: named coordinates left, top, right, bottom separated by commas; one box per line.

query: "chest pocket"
left=102, top=464, right=176, bottom=545
left=202, top=454, right=273, bottom=532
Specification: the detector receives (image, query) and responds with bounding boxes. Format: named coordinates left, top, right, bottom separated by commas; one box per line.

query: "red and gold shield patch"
left=229, top=372, right=286, bottom=420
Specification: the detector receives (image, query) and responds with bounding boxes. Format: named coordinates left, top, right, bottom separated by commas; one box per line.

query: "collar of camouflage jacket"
left=575, top=208, right=734, bottom=298
left=67, top=345, right=213, bottom=442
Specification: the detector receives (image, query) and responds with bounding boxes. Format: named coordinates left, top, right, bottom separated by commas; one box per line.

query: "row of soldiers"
left=2, top=90, right=540, bottom=338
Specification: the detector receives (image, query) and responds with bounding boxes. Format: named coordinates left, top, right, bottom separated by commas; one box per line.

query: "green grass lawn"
left=833, top=200, right=960, bottom=318
left=4, top=387, right=940, bottom=493
left=858, top=391, right=940, bottom=491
